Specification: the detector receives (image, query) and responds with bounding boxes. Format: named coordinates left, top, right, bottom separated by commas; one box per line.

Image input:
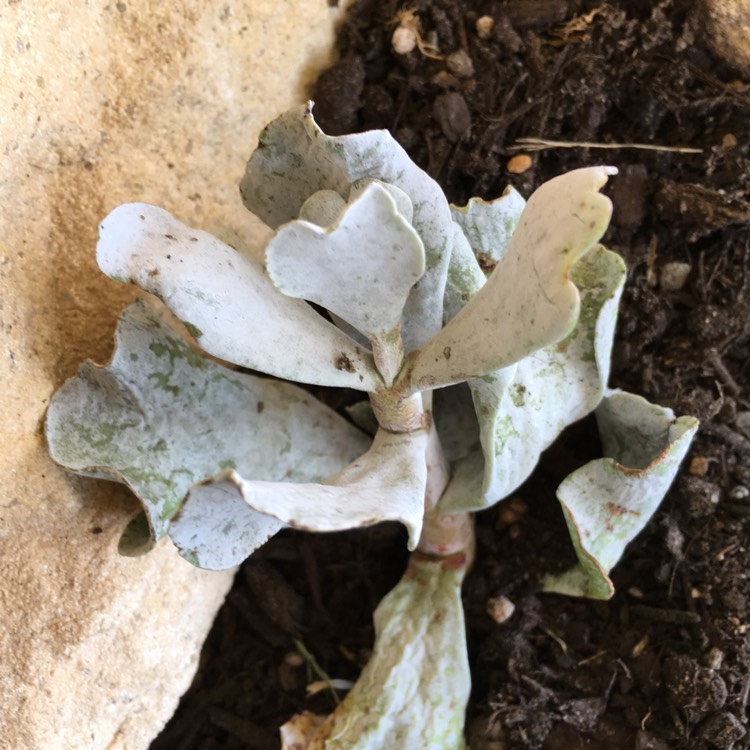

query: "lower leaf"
left=45, top=300, right=369, bottom=555
left=543, top=389, right=699, bottom=599
left=171, top=426, right=429, bottom=568
left=283, top=554, right=470, bottom=750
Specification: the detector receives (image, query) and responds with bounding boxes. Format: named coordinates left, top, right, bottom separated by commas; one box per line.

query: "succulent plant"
left=46, top=104, right=698, bottom=749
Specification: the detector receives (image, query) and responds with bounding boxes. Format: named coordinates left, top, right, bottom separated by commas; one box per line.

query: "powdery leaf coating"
left=240, top=103, right=456, bottom=352
left=171, top=426, right=429, bottom=569
left=267, top=183, right=426, bottom=384
left=441, top=224, right=488, bottom=325
left=443, top=187, right=527, bottom=323
left=97, top=203, right=380, bottom=392
left=407, top=167, right=617, bottom=393
left=450, top=185, right=526, bottom=269
left=439, top=246, right=626, bottom=513
left=45, top=301, right=369, bottom=552
left=543, top=390, right=699, bottom=600
left=289, top=556, right=469, bottom=750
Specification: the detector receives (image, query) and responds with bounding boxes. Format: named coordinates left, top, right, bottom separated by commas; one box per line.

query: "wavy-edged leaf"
left=171, top=426, right=428, bottom=568
left=543, top=390, right=699, bottom=600
left=298, top=189, right=347, bottom=226
left=267, top=183, right=425, bottom=385
left=287, top=556, right=469, bottom=750
left=450, top=185, right=526, bottom=270
left=407, top=167, right=617, bottom=393
left=439, top=246, right=626, bottom=513
left=349, top=178, right=414, bottom=224
left=240, top=103, right=456, bottom=351
left=45, top=300, right=369, bottom=554
left=97, top=203, right=380, bottom=391
left=442, top=223, right=488, bottom=323
left=443, top=187, right=526, bottom=324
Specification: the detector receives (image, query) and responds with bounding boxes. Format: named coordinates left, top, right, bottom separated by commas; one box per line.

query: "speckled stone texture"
left=0, top=3, right=345, bottom=748
left=698, top=0, right=750, bottom=74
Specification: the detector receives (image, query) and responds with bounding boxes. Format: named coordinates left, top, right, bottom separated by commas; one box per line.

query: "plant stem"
left=370, top=387, right=477, bottom=563
left=418, top=422, right=476, bottom=564
left=416, top=510, right=475, bottom=566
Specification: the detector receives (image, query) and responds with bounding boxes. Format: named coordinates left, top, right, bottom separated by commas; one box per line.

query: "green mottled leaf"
left=45, top=300, right=370, bottom=553
left=543, top=390, right=699, bottom=599
left=171, top=426, right=428, bottom=568
left=439, top=246, right=626, bottom=512
left=97, top=203, right=380, bottom=391
left=288, top=556, right=469, bottom=749
left=442, top=223, right=487, bottom=324
left=442, top=186, right=526, bottom=329
left=407, top=167, right=617, bottom=393
left=450, top=185, right=526, bottom=270
left=240, top=103, right=456, bottom=352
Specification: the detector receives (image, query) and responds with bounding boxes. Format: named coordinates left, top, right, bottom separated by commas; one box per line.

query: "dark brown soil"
left=152, top=1, right=750, bottom=748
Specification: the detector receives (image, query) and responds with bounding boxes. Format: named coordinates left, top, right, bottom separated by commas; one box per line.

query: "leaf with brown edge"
left=543, top=390, right=699, bottom=600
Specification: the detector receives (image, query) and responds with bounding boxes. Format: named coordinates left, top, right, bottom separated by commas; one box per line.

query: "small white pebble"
left=476, top=15, right=495, bottom=40
left=392, top=26, right=417, bottom=55
left=729, top=485, right=750, bottom=501
left=660, top=261, right=692, bottom=291
left=486, top=595, right=515, bottom=624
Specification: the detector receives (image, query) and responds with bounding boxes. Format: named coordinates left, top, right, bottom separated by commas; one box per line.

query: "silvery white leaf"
left=240, top=103, right=456, bottom=351
left=289, top=556, right=470, bottom=750
left=349, top=178, right=414, bottom=224
left=439, top=246, right=626, bottom=512
left=45, top=300, right=369, bottom=554
left=450, top=185, right=526, bottom=270
left=299, top=189, right=347, bottom=226
left=543, top=390, right=699, bottom=600
left=97, top=203, right=381, bottom=391
left=407, top=167, right=617, bottom=392
left=266, top=183, right=425, bottom=384
left=442, top=223, right=487, bottom=323
left=172, top=426, right=429, bottom=568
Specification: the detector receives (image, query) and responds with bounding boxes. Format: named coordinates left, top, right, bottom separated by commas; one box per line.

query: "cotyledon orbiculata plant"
left=46, top=103, right=698, bottom=750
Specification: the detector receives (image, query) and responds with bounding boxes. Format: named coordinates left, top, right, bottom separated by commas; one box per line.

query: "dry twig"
left=509, top=137, right=703, bottom=154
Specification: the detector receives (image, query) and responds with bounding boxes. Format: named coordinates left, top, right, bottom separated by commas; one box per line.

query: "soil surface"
left=152, top=1, right=750, bottom=748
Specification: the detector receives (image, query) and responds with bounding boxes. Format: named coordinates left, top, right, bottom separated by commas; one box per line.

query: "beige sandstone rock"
left=0, top=2, right=346, bottom=748
left=698, top=0, right=750, bottom=75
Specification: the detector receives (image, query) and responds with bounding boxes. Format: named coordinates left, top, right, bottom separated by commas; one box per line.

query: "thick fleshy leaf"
left=349, top=178, right=414, bottom=224
left=240, top=103, right=456, bottom=351
left=442, top=223, right=487, bottom=323
left=439, top=246, right=626, bottom=513
left=443, top=187, right=526, bottom=324
left=285, top=556, right=470, bottom=750
left=97, top=203, right=380, bottom=391
left=267, top=183, right=425, bottom=385
left=45, top=300, right=369, bottom=553
left=406, top=167, right=617, bottom=393
left=432, top=384, right=482, bottom=464
left=450, top=185, right=526, bottom=269
left=171, top=426, right=428, bottom=568
left=543, top=390, right=699, bottom=600
left=298, top=189, right=347, bottom=226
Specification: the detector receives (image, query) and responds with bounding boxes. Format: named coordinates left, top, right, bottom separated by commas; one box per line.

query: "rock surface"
left=0, top=2, right=346, bottom=748
left=698, top=0, right=750, bottom=75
